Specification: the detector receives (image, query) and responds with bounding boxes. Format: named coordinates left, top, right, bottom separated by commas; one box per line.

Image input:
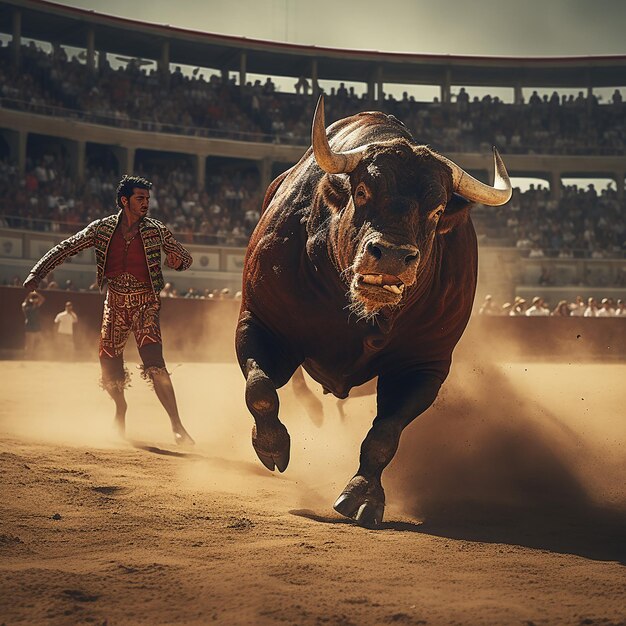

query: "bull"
left=236, top=96, right=511, bottom=527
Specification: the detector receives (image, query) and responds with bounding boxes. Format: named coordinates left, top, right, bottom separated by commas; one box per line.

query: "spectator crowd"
left=476, top=183, right=626, bottom=259
left=1, top=40, right=625, bottom=155
left=0, top=39, right=624, bottom=280
left=478, top=294, right=625, bottom=317
left=2, top=152, right=624, bottom=260
left=0, top=154, right=262, bottom=246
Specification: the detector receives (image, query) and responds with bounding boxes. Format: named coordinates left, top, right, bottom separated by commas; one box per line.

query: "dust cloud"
left=3, top=316, right=625, bottom=624
left=381, top=324, right=626, bottom=560
left=2, top=314, right=625, bottom=540
left=387, top=360, right=626, bottom=513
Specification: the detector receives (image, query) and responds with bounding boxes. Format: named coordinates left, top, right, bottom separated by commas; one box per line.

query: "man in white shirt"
left=596, top=298, right=614, bottom=317
left=569, top=296, right=586, bottom=316
left=525, top=296, right=550, bottom=316
left=54, top=301, right=78, bottom=352
left=584, top=297, right=598, bottom=317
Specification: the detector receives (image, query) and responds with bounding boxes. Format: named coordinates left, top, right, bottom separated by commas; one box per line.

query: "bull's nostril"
left=367, top=242, right=382, bottom=260
left=404, top=252, right=418, bottom=265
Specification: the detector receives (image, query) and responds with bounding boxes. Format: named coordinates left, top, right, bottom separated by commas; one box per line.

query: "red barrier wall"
left=460, top=316, right=626, bottom=361
left=1, top=286, right=624, bottom=362
left=1, top=286, right=240, bottom=362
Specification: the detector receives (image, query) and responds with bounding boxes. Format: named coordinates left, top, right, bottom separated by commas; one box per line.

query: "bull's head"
left=311, top=96, right=511, bottom=320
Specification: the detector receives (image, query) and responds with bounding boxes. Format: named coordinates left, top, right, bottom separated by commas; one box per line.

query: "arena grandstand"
left=0, top=0, right=624, bottom=332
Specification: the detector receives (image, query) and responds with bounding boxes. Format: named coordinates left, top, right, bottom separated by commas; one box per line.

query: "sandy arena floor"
left=0, top=357, right=625, bottom=625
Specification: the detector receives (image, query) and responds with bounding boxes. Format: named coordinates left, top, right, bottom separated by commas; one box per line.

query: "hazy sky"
left=53, top=0, right=626, bottom=57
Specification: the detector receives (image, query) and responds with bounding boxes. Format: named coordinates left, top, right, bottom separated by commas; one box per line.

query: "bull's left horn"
left=312, top=95, right=367, bottom=174
left=440, top=147, right=512, bottom=206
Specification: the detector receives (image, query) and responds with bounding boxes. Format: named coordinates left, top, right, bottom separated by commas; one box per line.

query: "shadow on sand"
left=127, top=439, right=271, bottom=477
left=289, top=508, right=424, bottom=532
left=413, top=502, right=626, bottom=564
left=290, top=503, right=626, bottom=564
left=383, top=364, right=626, bottom=564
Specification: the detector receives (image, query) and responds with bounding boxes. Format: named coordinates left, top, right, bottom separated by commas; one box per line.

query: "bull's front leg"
left=334, top=370, right=442, bottom=527
left=236, top=312, right=300, bottom=472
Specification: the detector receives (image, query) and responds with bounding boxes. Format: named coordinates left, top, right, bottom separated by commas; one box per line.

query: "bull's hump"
left=328, top=112, right=413, bottom=148
left=354, top=110, right=406, bottom=129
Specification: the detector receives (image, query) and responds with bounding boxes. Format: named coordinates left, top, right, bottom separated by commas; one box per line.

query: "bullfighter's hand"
left=23, top=273, right=40, bottom=291
left=166, top=252, right=183, bottom=269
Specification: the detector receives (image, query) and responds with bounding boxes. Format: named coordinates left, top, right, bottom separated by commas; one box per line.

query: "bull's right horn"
left=312, top=95, right=367, bottom=174
left=440, top=148, right=512, bottom=206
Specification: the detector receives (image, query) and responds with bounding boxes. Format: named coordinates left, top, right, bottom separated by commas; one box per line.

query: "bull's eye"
left=354, top=183, right=369, bottom=207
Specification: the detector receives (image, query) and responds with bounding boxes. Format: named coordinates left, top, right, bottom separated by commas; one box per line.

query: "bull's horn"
left=440, top=148, right=512, bottom=206
left=312, top=95, right=367, bottom=174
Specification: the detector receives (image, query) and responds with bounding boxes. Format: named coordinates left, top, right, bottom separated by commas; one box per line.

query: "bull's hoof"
left=354, top=501, right=385, bottom=528
left=333, top=475, right=385, bottom=528
left=251, top=423, right=290, bottom=472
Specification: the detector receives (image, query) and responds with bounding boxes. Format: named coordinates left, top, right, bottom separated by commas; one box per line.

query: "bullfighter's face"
left=331, top=143, right=452, bottom=318
left=122, top=187, right=150, bottom=222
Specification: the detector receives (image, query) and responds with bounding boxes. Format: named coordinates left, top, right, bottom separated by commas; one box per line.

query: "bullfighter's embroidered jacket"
left=29, top=212, right=192, bottom=295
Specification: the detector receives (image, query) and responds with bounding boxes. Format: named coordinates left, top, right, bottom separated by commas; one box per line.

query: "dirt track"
left=1, top=359, right=625, bottom=625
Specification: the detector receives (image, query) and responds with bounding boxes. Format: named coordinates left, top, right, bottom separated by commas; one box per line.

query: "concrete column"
left=12, top=9, right=21, bottom=67
left=550, top=171, right=562, bottom=201
left=65, top=140, right=86, bottom=182
left=258, top=157, right=272, bottom=192
left=311, top=59, right=319, bottom=97
left=239, top=51, right=247, bottom=89
left=126, top=147, right=136, bottom=174
left=1, top=129, right=27, bottom=174
left=86, top=27, right=96, bottom=72
left=111, top=146, right=136, bottom=175
left=440, top=68, right=451, bottom=104
left=367, top=78, right=375, bottom=103
left=195, top=154, right=207, bottom=189
left=586, top=85, right=594, bottom=113
left=514, top=82, right=523, bottom=105
left=159, top=40, right=170, bottom=79
left=376, top=65, right=384, bottom=104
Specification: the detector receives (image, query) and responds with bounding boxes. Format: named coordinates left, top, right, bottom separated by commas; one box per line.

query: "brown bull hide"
left=235, top=96, right=509, bottom=527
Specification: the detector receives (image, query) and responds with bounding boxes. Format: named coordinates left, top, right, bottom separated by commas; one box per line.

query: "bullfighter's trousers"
left=99, top=273, right=167, bottom=392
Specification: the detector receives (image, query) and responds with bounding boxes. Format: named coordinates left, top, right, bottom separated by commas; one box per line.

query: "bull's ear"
left=318, top=173, right=350, bottom=212
left=438, top=194, right=473, bottom=234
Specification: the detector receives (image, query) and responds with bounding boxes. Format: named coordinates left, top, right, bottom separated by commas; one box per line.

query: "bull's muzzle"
left=350, top=239, right=420, bottom=312
left=364, top=240, right=420, bottom=271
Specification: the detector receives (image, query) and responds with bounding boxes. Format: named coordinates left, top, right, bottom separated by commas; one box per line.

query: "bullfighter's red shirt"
left=104, top=224, right=151, bottom=284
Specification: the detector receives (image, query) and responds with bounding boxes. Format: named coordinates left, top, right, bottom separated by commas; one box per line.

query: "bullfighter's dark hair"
left=116, top=175, right=153, bottom=209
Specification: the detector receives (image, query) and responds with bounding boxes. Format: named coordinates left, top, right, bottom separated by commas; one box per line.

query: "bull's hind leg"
left=236, top=313, right=299, bottom=472
left=334, top=371, right=442, bottom=527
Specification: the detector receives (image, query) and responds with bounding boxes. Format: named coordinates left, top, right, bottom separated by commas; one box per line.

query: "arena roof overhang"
left=2, top=0, right=626, bottom=89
